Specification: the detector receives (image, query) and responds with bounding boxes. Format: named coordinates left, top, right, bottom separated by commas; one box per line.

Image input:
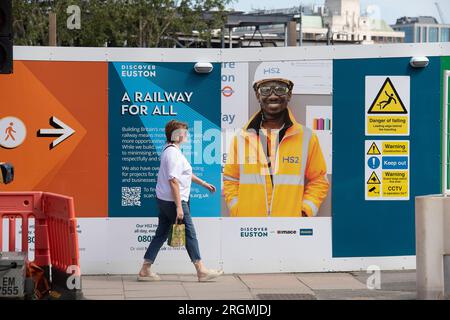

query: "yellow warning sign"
left=382, top=141, right=408, bottom=155
left=367, top=171, right=381, bottom=184
left=367, top=142, right=381, bottom=155
left=366, top=76, right=409, bottom=136
left=367, top=116, right=408, bottom=135
left=365, top=140, right=410, bottom=201
left=368, top=78, right=407, bottom=114
left=382, top=171, right=408, bottom=198
left=367, top=184, right=380, bottom=197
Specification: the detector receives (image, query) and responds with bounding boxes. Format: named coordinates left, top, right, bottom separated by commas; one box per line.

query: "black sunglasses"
left=258, top=85, right=290, bottom=97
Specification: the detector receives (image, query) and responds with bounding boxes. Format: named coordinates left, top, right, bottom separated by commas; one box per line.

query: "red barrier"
left=0, top=192, right=79, bottom=274
left=43, top=192, right=79, bottom=273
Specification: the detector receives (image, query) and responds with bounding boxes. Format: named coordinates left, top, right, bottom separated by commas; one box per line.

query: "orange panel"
left=0, top=61, right=108, bottom=217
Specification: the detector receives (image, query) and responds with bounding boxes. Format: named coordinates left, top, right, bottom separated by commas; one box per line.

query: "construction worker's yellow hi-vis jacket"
left=223, top=108, right=329, bottom=217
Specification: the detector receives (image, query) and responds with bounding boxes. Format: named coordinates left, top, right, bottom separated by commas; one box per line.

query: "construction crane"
left=435, top=2, right=447, bottom=24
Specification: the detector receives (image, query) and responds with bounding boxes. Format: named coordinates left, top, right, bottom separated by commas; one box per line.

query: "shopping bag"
left=167, top=220, right=186, bottom=247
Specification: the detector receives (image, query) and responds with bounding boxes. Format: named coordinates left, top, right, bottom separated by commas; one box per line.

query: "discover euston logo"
left=120, top=63, right=157, bottom=78
left=240, top=227, right=268, bottom=238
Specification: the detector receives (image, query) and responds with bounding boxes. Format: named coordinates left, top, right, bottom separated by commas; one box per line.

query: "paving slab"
left=182, top=286, right=250, bottom=296
left=314, top=289, right=417, bottom=300
left=123, top=278, right=182, bottom=291
left=125, top=297, right=188, bottom=300
left=124, top=284, right=188, bottom=299
left=82, top=281, right=124, bottom=290
left=186, top=291, right=254, bottom=300
left=377, top=282, right=417, bottom=292
left=351, top=270, right=417, bottom=292
left=82, top=288, right=124, bottom=296
left=250, top=288, right=315, bottom=298
left=83, top=275, right=123, bottom=281
left=238, top=274, right=310, bottom=290
left=81, top=271, right=419, bottom=300
left=255, top=293, right=317, bottom=300
left=182, top=276, right=248, bottom=291
left=82, top=276, right=124, bottom=289
left=84, top=295, right=125, bottom=300
left=297, top=273, right=368, bottom=290
left=124, top=282, right=182, bottom=291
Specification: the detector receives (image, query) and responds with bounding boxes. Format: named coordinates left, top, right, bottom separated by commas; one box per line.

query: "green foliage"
left=12, top=0, right=233, bottom=47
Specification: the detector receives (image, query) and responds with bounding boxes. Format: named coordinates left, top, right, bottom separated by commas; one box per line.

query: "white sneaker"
left=137, top=271, right=161, bottom=282
left=198, top=269, right=224, bottom=282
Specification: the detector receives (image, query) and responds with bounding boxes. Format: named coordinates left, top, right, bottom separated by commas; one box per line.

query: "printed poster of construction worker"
left=108, top=62, right=222, bottom=217
left=221, top=61, right=333, bottom=218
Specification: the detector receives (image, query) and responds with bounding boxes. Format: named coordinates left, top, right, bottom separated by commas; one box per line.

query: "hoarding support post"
left=287, top=21, right=297, bottom=47
left=49, top=12, right=57, bottom=46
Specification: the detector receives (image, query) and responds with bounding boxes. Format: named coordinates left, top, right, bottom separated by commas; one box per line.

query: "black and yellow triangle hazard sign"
left=367, top=171, right=381, bottom=184
left=368, top=77, right=407, bottom=114
left=367, top=142, right=381, bottom=155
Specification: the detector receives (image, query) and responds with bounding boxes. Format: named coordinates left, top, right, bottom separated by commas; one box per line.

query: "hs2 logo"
left=283, top=156, right=299, bottom=164
left=263, top=67, right=280, bottom=75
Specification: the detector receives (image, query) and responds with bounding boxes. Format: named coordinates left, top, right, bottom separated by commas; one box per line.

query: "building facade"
left=392, top=16, right=450, bottom=43
left=323, top=0, right=404, bottom=44
left=232, top=0, right=404, bottom=46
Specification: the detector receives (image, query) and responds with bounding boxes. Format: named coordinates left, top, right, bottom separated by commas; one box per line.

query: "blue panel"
left=108, top=62, right=221, bottom=217
left=332, top=57, right=441, bottom=257
left=382, top=157, right=408, bottom=170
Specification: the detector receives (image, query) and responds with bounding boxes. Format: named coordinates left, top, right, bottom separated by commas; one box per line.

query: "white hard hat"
left=252, top=78, right=294, bottom=91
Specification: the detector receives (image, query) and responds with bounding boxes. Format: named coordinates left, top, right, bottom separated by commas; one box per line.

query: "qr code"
left=121, top=187, right=141, bottom=206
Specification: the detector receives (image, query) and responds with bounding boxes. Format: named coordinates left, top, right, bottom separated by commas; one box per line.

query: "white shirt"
left=156, top=144, right=192, bottom=202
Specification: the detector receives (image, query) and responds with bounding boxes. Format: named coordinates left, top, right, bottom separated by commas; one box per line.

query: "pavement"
left=82, top=270, right=417, bottom=300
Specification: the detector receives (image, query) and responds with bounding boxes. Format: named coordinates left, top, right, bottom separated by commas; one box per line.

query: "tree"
left=12, top=0, right=234, bottom=47
left=12, top=0, right=50, bottom=46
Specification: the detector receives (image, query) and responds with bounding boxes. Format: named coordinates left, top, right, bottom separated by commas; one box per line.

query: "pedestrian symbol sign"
left=367, top=142, right=381, bottom=155
left=368, top=78, right=407, bottom=114
left=0, top=116, right=27, bottom=149
left=367, top=171, right=381, bottom=184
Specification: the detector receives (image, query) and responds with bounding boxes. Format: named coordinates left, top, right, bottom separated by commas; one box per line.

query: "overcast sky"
left=229, top=0, right=450, bottom=25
